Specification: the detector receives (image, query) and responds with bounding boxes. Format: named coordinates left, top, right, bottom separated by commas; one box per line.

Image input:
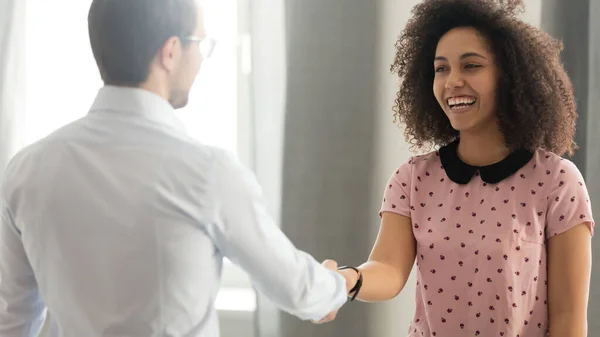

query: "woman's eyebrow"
left=434, top=52, right=488, bottom=61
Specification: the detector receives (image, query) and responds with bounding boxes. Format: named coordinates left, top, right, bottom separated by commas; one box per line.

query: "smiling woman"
left=391, top=0, right=577, bottom=156
left=432, top=27, right=500, bottom=135
left=331, top=1, right=594, bottom=337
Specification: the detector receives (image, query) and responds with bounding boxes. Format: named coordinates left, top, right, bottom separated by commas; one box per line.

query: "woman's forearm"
left=549, top=312, right=587, bottom=337
left=339, top=212, right=415, bottom=303
left=339, top=260, right=409, bottom=302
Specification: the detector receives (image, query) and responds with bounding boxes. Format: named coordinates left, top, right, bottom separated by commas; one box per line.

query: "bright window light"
left=176, top=1, right=239, bottom=155
left=24, top=0, right=102, bottom=145
left=215, top=287, right=257, bottom=312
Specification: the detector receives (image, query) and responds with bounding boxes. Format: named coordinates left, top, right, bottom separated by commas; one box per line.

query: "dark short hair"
left=391, top=0, right=578, bottom=156
left=88, top=0, right=197, bottom=86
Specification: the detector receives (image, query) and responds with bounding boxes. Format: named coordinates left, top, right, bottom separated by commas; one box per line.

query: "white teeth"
left=447, top=96, right=476, bottom=107
left=451, top=104, right=471, bottom=111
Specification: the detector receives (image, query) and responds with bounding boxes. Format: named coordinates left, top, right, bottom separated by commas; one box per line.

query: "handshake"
left=313, top=259, right=362, bottom=324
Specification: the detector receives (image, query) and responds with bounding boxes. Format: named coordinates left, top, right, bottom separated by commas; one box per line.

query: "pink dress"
left=380, top=143, right=594, bottom=337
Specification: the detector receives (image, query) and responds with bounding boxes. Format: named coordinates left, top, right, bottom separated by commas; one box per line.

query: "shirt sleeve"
left=545, top=159, right=594, bottom=238
left=0, top=198, right=46, bottom=336
left=207, top=151, right=347, bottom=321
left=379, top=156, right=413, bottom=218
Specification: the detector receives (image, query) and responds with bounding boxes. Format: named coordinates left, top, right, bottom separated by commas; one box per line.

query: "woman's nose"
left=445, top=72, right=465, bottom=89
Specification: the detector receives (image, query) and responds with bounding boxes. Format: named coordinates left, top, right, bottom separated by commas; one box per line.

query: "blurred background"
left=0, top=0, right=598, bottom=336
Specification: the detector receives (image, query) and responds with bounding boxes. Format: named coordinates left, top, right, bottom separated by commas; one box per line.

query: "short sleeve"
left=545, top=159, right=594, bottom=238
left=379, top=156, right=413, bottom=218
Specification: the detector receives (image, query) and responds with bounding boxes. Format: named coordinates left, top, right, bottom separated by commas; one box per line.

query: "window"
left=24, top=0, right=255, bottom=313
left=24, top=0, right=102, bottom=145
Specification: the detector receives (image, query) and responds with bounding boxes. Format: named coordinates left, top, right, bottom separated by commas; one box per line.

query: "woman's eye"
left=465, top=64, right=481, bottom=69
left=435, top=66, right=447, bottom=73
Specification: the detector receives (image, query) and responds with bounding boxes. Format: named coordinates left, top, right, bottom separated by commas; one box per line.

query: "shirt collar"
left=89, top=85, right=186, bottom=133
left=439, top=138, right=534, bottom=185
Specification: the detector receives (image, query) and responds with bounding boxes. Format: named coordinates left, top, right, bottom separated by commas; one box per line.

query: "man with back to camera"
left=0, top=0, right=359, bottom=335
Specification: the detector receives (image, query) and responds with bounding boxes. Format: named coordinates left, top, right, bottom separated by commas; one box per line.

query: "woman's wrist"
left=337, top=266, right=362, bottom=301
left=338, top=268, right=359, bottom=293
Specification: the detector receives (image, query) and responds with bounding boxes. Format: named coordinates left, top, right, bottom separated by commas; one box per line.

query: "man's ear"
left=158, top=36, right=182, bottom=73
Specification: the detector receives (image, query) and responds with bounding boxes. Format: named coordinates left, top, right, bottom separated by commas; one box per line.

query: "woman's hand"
left=311, top=259, right=358, bottom=324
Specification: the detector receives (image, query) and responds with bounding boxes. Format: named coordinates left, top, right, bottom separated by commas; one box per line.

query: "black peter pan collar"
left=439, top=139, right=534, bottom=185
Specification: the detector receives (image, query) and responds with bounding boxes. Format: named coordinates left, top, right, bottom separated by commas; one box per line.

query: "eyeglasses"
left=182, top=36, right=216, bottom=59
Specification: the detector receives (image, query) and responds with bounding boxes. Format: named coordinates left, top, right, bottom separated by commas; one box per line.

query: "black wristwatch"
left=337, top=266, right=363, bottom=302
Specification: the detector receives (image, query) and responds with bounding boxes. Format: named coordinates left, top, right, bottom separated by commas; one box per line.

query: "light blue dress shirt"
left=0, top=86, right=347, bottom=337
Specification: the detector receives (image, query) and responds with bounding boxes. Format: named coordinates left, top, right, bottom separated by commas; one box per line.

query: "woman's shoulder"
left=532, top=148, right=581, bottom=176
left=386, top=150, right=443, bottom=188
left=402, top=149, right=441, bottom=167
left=530, top=148, right=587, bottom=195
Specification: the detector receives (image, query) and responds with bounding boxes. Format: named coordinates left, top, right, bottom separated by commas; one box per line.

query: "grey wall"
left=219, top=311, right=254, bottom=337
left=541, top=1, right=599, bottom=335
left=588, top=4, right=600, bottom=336
left=586, top=3, right=600, bottom=334
left=367, top=1, right=420, bottom=334
left=541, top=0, right=590, bottom=173
left=277, top=1, right=378, bottom=337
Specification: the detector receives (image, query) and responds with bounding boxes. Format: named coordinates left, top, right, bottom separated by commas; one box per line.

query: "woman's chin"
left=448, top=120, right=473, bottom=132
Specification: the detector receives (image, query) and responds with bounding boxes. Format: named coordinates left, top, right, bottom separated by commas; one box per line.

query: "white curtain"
left=249, top=1, right=287, bottom=336
left=0, top=0, right=26, bottom=175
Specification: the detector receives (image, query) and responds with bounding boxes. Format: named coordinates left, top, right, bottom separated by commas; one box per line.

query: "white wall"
left=368, top=2, right=542, bottom=336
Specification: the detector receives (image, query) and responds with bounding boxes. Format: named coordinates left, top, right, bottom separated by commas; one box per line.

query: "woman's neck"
left=457, top=127, right=509, bottom=167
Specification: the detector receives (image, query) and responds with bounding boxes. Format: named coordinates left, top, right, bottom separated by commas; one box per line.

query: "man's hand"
left=312, top=259, right=359, bottom=324
left=312, top=259, right=340, bottom=324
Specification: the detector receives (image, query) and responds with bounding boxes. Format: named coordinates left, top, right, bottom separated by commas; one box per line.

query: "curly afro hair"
left=391, top=0, right=578, bottom=156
